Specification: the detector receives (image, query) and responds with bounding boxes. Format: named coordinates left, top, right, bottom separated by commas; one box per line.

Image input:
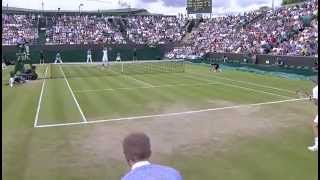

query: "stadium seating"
left=2, top=0, right=318, bottom=57
left=2, top=14, right=39, bottom=45
left=167, top=0, right=318, bottom=57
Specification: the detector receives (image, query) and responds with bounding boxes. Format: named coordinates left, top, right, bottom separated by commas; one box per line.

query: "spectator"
left=45, top=15, right=126, bottom=45
left=167, top=0, right=318, bottom=58
left=122, top=132, right=183, bottom=180
left=126, top=16, right=187, bottom=45
left=2, top=1, right=318, bottom=58
left=2, top=14, right=38, bottom=45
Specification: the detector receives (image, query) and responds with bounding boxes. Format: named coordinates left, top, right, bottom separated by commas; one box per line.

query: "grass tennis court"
left=2, top=61, right=318, bottom=180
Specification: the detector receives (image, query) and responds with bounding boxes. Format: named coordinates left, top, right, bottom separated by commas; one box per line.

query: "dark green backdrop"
left=2, top=44, right=164, bottom=64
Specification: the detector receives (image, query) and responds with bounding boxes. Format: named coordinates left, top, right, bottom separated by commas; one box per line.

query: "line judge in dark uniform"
left=39, top=50, right=45, bottom=64
left=121, top=132, right=183, bottom=180
left=133, top=48, right=137, bottom=62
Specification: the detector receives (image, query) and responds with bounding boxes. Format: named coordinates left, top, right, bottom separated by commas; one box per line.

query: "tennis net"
left=48, top=60, right=185, bottom=79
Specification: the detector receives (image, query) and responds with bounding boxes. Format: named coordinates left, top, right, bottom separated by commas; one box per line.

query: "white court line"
left=74, top=82, right=219, bottom=93
left=214, top=75, right=296, bottom=94
left=35, top=98, right=308, bottom=128
left=198, top=71, right=296, bottom=94
left=184, top=73, right=294, bottom=99
left=34, top=66, right=49, bottom=127
left=220, top=82, right=292, bottom=99
left=59, top=65, right=87, bottom=122
left=108, top=67, right=154, bottom=87
left=75, top=73, right=293, bottom=99
left=124, top=75, right=154, bottom=87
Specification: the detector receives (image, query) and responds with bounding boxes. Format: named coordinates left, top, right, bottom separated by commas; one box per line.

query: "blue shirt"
left=122, top=164, right=183, bottom=180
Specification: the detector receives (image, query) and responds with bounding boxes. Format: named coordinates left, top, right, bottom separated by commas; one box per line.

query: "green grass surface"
left=2, top=62, right=317, bottom=180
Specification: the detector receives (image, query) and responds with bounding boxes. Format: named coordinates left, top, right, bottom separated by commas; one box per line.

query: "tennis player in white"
left=87, top=49, right=92, bottom=63
left=102, top=47, right=109, bottom=66
left=2, top=61, right=7, bottom=69
left=25, top=42, right=30, bottom=59
left=54, top=52, right=63, bottom=64
left=308, top=84, right=318, bottom=152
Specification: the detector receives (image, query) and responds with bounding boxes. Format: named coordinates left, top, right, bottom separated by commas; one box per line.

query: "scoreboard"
left=187, top=0, right=212, bottom=14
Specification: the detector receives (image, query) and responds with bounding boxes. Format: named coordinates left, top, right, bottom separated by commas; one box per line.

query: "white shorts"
left=2, top=63, right=7, bottom=69
left=314, top=114, right=318, bottom=124
left=102, top=56, right=108, bottom=62
left=9, top=78, right=14, bottom=87
left=55, top=58, right=62, bottom=63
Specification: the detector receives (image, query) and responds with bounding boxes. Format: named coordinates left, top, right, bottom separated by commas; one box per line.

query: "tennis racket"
left=296, top=88, right=312, bottom=100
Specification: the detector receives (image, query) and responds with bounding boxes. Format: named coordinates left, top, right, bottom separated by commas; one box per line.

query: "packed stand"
left=167, top=0, right=318, bottom=58
left=45, top=15, right=126, bottom=45
left=167, top=11, right=266, bottom=58
left=2, top=14, right=39, bottom=45
left=254, top=0, right=318, bottom=56
left=126, top=16, right=187, bottom=45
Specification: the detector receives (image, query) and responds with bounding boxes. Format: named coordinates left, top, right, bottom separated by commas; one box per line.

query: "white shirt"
left=103, top=50, right=108, bottom=56
left=2, top=62, right=7, bottom=69
left=9, top=77, right=14, bottom=84
left=131, top=161, right=151, bottom=171
left=25, top=45, right=29, bottom=54
left=313, top=85, right=318, bottom=99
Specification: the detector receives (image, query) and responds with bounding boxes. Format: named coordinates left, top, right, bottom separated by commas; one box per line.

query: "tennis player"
left=87, top=49, right=92, bottom=63
left=54, top=52, right=63, bottom=64
left=102, top=47, right=109, bottom=66
left=308, top=83, right=318, bottom=152
left=210, top=63, right=221, bottom=72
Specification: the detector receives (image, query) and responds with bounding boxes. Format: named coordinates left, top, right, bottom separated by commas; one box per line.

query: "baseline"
left=35, top=98, right=308, bottom=128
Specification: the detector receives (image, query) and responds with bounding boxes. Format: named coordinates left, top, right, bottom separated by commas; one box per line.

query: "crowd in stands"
left=2, top=14, right=39, bottom=45
left=167, top=0, right=318, bottom=58
left=45, top=15, right=126, bottom=45
left=44, top=15, right=186, bottom=45
left=126, top=16, right=187, bottom=45
left=2, top=0, right=318, bottom=57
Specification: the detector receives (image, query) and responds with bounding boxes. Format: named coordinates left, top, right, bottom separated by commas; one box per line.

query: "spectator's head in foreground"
left=122, top=132, right=151, bottom=167
left=121, top=132, right=183, bottom=180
